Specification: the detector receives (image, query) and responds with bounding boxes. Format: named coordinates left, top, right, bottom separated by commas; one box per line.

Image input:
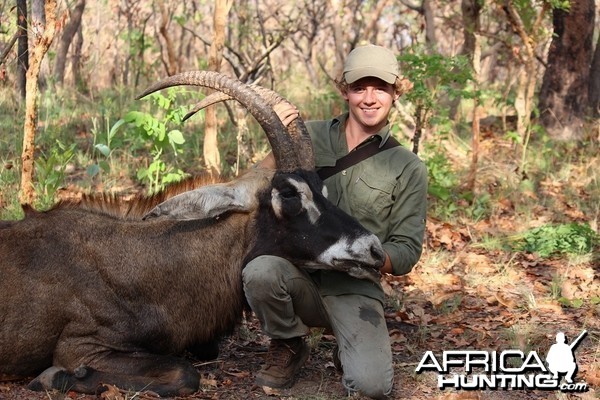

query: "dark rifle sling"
left=317, top=136, right=400, bottom=180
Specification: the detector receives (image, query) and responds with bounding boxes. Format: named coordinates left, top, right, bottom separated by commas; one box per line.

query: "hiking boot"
left=256, top=337, right=310, bottom=388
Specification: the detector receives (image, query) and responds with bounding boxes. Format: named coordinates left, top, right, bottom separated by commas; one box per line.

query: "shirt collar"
left=332, top=112, right=392, bottom=149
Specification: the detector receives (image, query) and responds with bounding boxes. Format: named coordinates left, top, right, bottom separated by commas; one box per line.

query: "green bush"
left=119, top=88, right=190, bottom=193
left=513, top=223, right=599, bottom=257
left=34, top=140, right=77, bottom=210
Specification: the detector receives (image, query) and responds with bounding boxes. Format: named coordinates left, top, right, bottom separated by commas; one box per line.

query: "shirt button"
left=342, top=170, right=347, bottom=176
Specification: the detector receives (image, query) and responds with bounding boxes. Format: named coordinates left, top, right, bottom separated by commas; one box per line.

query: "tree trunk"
left=538, top=0, right=595, bottom=140
left=400, top=0, right=437, bottom=52
left=466, top=33, right=481, bottom=192
left=55, top=0, right=86, bottom=85
left=31, top=0, right=47, bottom=90
left=157, top=0, right=178, bottom=76
left=16, top=0, right=28, bottom=100
left=502, top=0, right=547, bottom=157
left=448, top=0, right=482, bottom=120
left=31, top=0, right=45, bottom=34
left=422, top=0, right=437, bottom=51
left=204, top=0, right=232, bottom=176
left=329, top=0, right=345, bottom=80
left=587, top=16, right=600, bottom=117
left=460, top=0, right=482, bottom=56
left=71, top=22, right=85, bottom=90
left=20, top=0, right=58, bottom=205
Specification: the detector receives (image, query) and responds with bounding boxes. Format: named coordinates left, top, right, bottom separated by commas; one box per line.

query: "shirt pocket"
left=349, top=169, right=396, bottom=218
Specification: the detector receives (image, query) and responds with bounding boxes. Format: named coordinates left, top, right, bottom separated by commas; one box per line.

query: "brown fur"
left=53, top=173, right=223, bottom=219
left=0, top=174, right=255, bottom=396
left=0, top=168, right=386, bottom=397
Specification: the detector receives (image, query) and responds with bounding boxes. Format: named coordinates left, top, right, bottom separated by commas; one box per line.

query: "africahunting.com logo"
left=415, top=330, right=589, bottom=392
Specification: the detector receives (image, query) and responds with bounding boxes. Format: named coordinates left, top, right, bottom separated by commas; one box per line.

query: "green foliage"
left=548, top=274, right=586, bottom=308
left=508, top=0, right=568, bottom=37
left=512, top=223, right=599, bottom=257
left=0, top=163, right=22, bottom=220
left=423, top=146, right=463, bottom=220
left=547, top=0, right=570, bottom=10
left=120, top=88, right=189, bottom=193
left=423, top=137, right=494, bottom=222
left=34, top=140, right=77, bottom=210
left=557, top=297, right=584, bottom=308
left=87, top=116, right=127, bottom=178
left=399, top=52, right=475, bottom=108
left=463, top=191, right=492, bottom=221
left=398, top=51, right=476, bottom=132
left=425, top=149, right=458, bottom=202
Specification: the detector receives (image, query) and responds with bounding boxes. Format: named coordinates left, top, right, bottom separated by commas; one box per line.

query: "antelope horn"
left=182, top=85, right=315, bottom=170
left=183, top=92, right=234, bottom=122
left=136, top=71, right=302, bottom=172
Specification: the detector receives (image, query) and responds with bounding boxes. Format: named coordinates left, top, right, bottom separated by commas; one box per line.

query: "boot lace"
left=265, top=340, right=296, bottom=368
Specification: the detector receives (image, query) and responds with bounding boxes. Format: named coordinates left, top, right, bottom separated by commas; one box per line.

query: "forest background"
left=0, top=0, right=599, bottom=399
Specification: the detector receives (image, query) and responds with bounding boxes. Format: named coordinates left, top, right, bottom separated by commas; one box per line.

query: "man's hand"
left=380, top=252, right=393, bottom=275
left=273, top=102, right=299, bottom=127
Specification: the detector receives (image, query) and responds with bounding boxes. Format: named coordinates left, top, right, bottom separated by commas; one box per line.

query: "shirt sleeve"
left=382, top=158, right=428, bottom=275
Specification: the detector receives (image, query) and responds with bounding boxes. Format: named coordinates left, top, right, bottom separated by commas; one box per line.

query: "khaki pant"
left=243, top=255, right=393, bottom=399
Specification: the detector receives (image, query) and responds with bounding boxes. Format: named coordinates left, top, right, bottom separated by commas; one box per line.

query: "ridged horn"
left=183, top=92, right=233, bottom=122
left=182, top=85, right=315, bottom=170
left=136, top=71, right=302, bottom=172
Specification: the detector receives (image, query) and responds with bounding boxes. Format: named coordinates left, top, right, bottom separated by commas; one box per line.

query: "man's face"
left=342, top=77, right=399, bottom=131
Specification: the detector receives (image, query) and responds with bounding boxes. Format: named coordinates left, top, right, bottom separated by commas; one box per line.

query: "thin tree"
left=400, top=0, right=437, bottom=51
left=55, top=0, right=86, bottom=85
left=590, top=33, right=600, bottom=118
left=157, top=0, right=178, bottom=76
left=466, top=33, right=482, bottom=192
left=16, top=0, right=27, bottom=99
left=71, top=20, right=85, bottom=89
left=462, top=0, right=482, bottom=192
left=204, top=0, right=232, bottom=176
left=501, top=0, right=547, bottom=143
left=20, top=0, right=58, bottom=205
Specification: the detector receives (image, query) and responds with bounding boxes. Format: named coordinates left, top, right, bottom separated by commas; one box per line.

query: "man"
left=243, top=44, right=428, bottom=399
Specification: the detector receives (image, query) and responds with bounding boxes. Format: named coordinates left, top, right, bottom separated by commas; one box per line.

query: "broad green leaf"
left=86, top=164, right=100, bottom=177
left=108, top=118, right=127, bottom=140
left=95, top=144, right=111, bottom=157
left=99, top=160, right=110, bottom=172
left=168, top=129, right=185, bottom=145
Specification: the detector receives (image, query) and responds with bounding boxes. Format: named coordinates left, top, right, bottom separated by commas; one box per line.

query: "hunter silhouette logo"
left=415, top=330, right=589, bottom=392
left=546, top=330, right=587, bottom=384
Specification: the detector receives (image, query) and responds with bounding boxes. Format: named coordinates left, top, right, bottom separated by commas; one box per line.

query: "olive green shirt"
left=306, top=113, right=428, bottom=303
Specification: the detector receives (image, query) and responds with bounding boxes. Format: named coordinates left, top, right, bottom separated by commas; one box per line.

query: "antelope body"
left=0, top=72, right=384, bottom=396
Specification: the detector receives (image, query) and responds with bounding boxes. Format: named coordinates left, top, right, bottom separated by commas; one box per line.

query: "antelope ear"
left=143, top=169, right=273, bottom=221
left=143, top=185, right=253, bottom=220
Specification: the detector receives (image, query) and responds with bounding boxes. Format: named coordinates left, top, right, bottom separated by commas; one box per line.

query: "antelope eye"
left=279, top=187, right=297, bottom=199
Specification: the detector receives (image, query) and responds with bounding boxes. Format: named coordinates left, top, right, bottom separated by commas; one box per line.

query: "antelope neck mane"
left=55, top=173, right=222, bottom=219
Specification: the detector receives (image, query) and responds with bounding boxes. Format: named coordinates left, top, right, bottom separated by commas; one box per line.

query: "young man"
left=243, top=44, right=428, bottom=399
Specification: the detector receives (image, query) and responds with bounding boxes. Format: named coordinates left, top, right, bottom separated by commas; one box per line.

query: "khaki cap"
left=343, top=45, right=399, bottom=84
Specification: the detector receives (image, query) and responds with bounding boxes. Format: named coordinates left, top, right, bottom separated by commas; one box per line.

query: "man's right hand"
left=273, top=102, right=299, bottom=127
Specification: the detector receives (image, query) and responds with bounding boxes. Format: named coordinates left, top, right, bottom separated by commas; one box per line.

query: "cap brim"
left=344, top=68, right=397, bottom=84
